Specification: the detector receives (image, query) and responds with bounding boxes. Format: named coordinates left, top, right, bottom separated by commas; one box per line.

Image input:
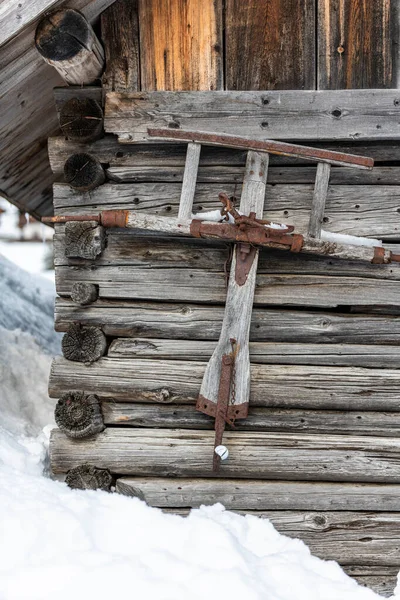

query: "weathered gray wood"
left=54, top=299, right=400, bottom=344
left=200, top=151, right=268, bottom=411
left=108, top=338, right=400, bottom=368
left=65, top=464, right=112, bottom=491
left=343, top=565, right=397, bottom=597
left=308, top=162, right=331, bottom=239
left=49, top=357, right=400, bottom=410
left=179, top=142, right=201, bottom=220
left=61, top=324, right=107, bottom=363
left=55, top=267, right=400, bottom=307
left=64, top=153, right=105, bottom=191
left=115, top=477, right=400, bottom=511
left=47, top=135, right=400, bottom=172
left=55, top=391, right=104, bottom=438
left=50, top=427, right=400, bottom=481
left=70, top=282, right=98, bottom=305
left=52, top=182, right=400, bottom=239
left=64, top=221, right=105, bottom=260
left=103, top=403, right=400, bottom=436
left=35, top=9, right=104, bottom=85
left=104, top=90, right=400, bottom=142
left=53, top=86, right=103, bottom=117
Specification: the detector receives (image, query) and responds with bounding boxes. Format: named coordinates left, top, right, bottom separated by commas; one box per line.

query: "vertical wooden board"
left=101, top=0, right=140, bottom=91
left=318, top=0, right=396, bottom=89
left=138, top=0, right=223, bottom=91
left=225, top=0, right=316, bottom=90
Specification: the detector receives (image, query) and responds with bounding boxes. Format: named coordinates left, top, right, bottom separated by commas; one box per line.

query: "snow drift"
left=0, top=254, right=397, bottom=599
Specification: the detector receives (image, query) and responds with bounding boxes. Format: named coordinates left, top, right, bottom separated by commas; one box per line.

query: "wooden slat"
left=343, top=565, right=397, bottom=597
left=115, top=477, right=400, bottom=511
left=308, top=162, right=331, bottom=238
left=100, top=0, right=140, bottom=92
left=54, top=299, right=400, bottom=344
left=103, top=403, right=400, bottom=436
left=138, top=0, right=223, bottom=91
left=104, top=90, right=400, bottom=142
left=318, top=0, right=396, bottom=90
left=50, top=427, right=400, bottom=481
left=49, top=357, right=400, bottom=410
left=53, top=182, right=400, bottom=239
left=108, top=338, right=400, bottom=368
left=225, top=0, right=315, bottom=90
left=178, top=142, right=201, bottom=219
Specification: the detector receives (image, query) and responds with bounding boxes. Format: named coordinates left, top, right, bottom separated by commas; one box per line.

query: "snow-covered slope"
left=0, top=255, right=396, bottom=600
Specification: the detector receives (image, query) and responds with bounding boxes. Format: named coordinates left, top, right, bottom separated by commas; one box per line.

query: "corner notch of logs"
left=55, top=391, right=104, bottom=439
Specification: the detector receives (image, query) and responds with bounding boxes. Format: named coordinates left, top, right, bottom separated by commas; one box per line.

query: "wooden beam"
left=50, top=427, right=400, bottom=481
left=103, top=402, right=400, bottom=437
left=35, top=9, right=104, bottom=85
left=104, top=90, right=400, bottom=142
left=49, top=357, right=400, bottom=410
left=308, top=162, right=331, bottom=238
left=178, top=143, right=201, bottom=219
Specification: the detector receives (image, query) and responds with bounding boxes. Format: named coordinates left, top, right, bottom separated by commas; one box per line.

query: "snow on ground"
left=0, top=255, right=398, bottom=600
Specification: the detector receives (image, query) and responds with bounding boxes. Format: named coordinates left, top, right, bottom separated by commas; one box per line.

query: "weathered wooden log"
left=49, top=357, right=400, bottom=410
left=35, top=9, right=104, bottom=85
left=65, top=464, right=112, bottom=491
left=64, top=153, right=105, bottom=191
left=70, top=282, right=98, bottom=306
left=102, top=402, right=400, bottom=437
left=50, top=428, right=400, bottom=482
left=59, top=98, right=104, bottom=142
left=61, top=324, right=107, bottom=363
left=64, top=221, right=105, bottom=260
left=115, top=477, right=400, bottom=511
left=55, top=391, right=104, bottom=438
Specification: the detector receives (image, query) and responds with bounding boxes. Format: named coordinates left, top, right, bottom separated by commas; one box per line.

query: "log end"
left=62, top=323, right=107, bottom=363
left=35, top=9, right=91, bottom=62
left=71, top=282, right=99, bottom=305
left=64, top=153, right=106, bottom=191
left=59, top=98, right=104, bottom=142
left=65, top=221, right=105, bottom=260
left=55, top=391, right=104, bottom=438
left=65, top=464, right=113, bottom=491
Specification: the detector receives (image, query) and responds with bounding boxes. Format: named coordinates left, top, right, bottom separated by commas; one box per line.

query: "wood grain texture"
left=308, top=162, right=331, bottom=238
left=138, top=0, right=223, bottom=91
left=225, top=0, right=315, bottom=90
left=52, top=182, right=400, bottom=240
left=318, top=0, right=397, bottom=89
left=49, top=357, right=400, bottom=410
left=101, top=0, right=140, bottom=92
left=178, top=142, right=201, bottom=219
left=344, top=565, right=397, bottom=597
left=103, top=402, right=400, bottom=437
left=54, top=299, right=400, bottom=344
left=115, top=477, right=400, bottom=511
left=108, top=338, right=400, bottom=369
left=104, top=90, right=400, bottom=142
left=50, top=427, right=400, bottom=482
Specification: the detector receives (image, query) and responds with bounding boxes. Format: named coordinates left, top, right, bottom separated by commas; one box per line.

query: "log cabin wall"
left=47, top=0, right=400, bottom=596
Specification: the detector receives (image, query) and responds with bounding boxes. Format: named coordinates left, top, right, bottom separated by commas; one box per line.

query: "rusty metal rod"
left=147, top=128, right=374, bottom=170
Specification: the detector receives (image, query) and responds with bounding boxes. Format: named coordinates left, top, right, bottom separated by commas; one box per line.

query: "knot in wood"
left=62, top=323, right=107, bottom=363
left=65, top=464, right=113, bottom=491
left=55, top=391, right=104, bottom=438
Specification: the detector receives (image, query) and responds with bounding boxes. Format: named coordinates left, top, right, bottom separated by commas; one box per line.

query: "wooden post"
left=59, top=98, right=104, bottom=142
left=65, top=464, right=113, bottom=491
left=308, top=162, right=331, bottom=239
left=62, top=324, right=107, bottom=363
left=178, top=143, right=201, bottom=220
left=64, top=153, right=106, bottom=191
left=55, top=391, right=104, bottom=438
left=35, top=9, right=105, bottom=85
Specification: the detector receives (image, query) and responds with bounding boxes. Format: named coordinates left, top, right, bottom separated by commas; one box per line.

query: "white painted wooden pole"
left=178, top=143, right=201, bottom=220
left=35, top=9, right=104, bottom=85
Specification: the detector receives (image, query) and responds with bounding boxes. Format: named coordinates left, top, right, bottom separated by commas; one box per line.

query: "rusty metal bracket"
left=235, top=243, right=258, bottom=285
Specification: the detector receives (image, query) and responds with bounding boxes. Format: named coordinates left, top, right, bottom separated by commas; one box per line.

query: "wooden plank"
left=178, top=142, right=201, bottom=219
left=50, top=427, right=400, bottom=481
left=138, top=0, right=223, bottom=91
left=100, top=0, right=140, bottom=92
left=0, top=0, right=59, bottom=47
left=225, top=0, right=315, bottom=90
left=49, top=357, right=400, bottom=410
left=108, top=339, right=400, bottom=369
left=103, top=403, right=400, bottom=437
left=344, top=565, right=397, bottom=597
left=318, top=0, right=397, bottom=90
left=54, top=299, right=400, bottom=344
left=47, top=135, right=400, bottom=172
left=52, top=182, right=400, bottom=239
left=54, top=266, right=400, bottom=307
left=116, top=477, right=400, bottom=511
left=308, top=162, right=331, bottom=238
left=104, top=90, right=400, bottom=142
